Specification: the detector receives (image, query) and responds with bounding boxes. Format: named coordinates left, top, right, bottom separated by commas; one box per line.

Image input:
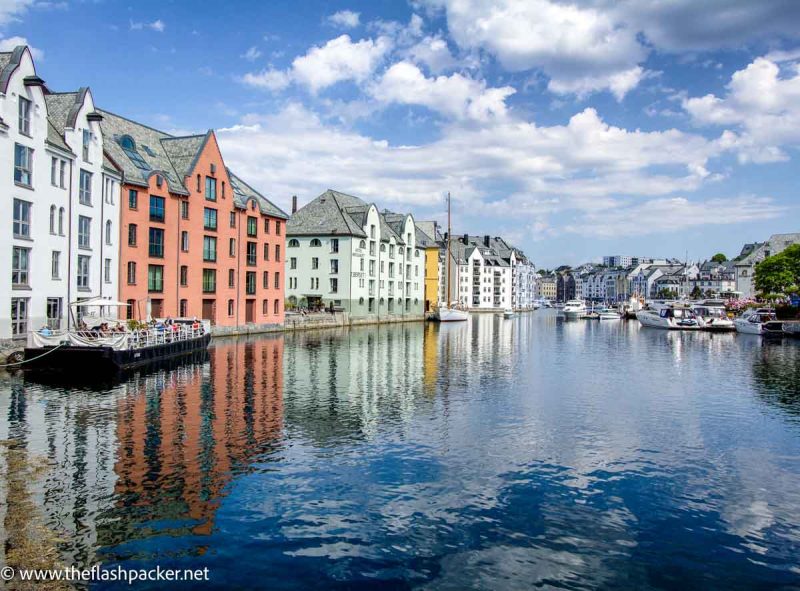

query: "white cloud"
left=241, top=46, right=262, bottom=62
left=0, top=0, right=35, bottom=26
left=419, top=0, right=647, bottom=98
left=327, top=10, right=360, bottom=29
left=684, top=56, right=800, bottom=162
left=370, top=61, right=515, bottom=121
left=217, top=102, right=722, bottom=238
left=0, top=35, right=43, bottom=59
left=404, top=35, right=458, bottom=73
left=242, top=34, right=392, bottom=94
left=130, top=18, right=165, bottom=32
left=564, top=195, right=784, bottom=238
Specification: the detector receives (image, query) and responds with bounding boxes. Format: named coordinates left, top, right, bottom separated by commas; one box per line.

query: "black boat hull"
left=23, top=333, right=212, bottom=374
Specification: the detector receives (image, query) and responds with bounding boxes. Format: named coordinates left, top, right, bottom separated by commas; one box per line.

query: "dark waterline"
left=1, top=311, right=800, bottom=589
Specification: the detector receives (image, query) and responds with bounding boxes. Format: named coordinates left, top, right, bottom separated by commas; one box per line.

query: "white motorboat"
left=597, top=308, right=622, bottom=320
left=561, top=300, right=586, bottom=319
left=693, top=301, right=735, bottom=332
left=734, top=308, right=777, bottom=335
left=437, top=305, right=469, bottom=322
left=503, top=309, right=515, bottom=319
left=532, top=301, right=542, bottom=310
left=636, top=303, right=701, bottom=330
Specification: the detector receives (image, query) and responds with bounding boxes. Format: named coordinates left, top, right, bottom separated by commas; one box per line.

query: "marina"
left=1, top=311, right=799, bottom=589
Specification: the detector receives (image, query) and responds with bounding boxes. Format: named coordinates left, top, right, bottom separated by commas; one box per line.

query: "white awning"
left=70, top=297, right=131, bottom=307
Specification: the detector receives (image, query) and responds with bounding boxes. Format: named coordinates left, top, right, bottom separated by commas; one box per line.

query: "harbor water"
left=1, top=310, right=799, bottom=589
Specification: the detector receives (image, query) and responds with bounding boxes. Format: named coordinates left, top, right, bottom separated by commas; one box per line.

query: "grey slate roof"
left=161, top=134, right=209, bottom=180
left=287, top=190, right=369, bottom=237
left=228, top=170, right=289, bottom=219
left=414, top=224, right=436, bottom=248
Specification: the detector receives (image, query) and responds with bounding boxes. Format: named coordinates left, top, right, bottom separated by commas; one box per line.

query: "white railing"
left=127, top=325, right=206, bottom=349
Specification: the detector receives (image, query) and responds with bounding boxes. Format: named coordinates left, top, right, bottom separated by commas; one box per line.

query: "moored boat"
left=436, top=304, right=469, bottom=322
left=597, top=308, right=622, bottom=320
left=561, top=300, right=586, bottom=319
left=734, top=308, right=777, bottom=335
left=693, top=300, right=735, bottom=332
left=636, top=303, right=700, bottom=330
left=503, top=309, right=515, bottom=319
left=433, top=192, right=469, bottom=323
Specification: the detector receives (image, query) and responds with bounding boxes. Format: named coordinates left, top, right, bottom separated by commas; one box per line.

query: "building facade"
left=414, top=221, right=440, bottom=312
left=1, top=46, right=121, bottom=340
left=286, top=190, right=425, bottom=319
left=99, top=112, right=288, bottom=329
left=733, top=233, right=800, bottom=298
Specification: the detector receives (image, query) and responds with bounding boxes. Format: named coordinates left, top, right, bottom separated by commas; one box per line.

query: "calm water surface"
left=1, top=311, right=800, bottom=589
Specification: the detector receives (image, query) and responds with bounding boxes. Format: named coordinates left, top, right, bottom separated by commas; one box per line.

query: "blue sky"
left=7, top=0, right=800, bottom=268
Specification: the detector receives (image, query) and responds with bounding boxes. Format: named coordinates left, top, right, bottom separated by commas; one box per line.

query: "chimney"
left=291, top=195, right=298, bottom=214
left=463, top=233, right=468, bottom=245
left=484, top=235, right=490, bottom=247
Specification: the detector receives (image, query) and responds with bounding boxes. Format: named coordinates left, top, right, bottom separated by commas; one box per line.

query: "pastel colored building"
left=98, top=111, right=289, bottom=329
left=0, top=45, right=122, bottom=341
left=285, top=190, right=425, bottom=320
left=414, top=221, right=441, bottom=313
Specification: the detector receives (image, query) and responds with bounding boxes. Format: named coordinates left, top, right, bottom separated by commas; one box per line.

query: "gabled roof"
left=287, top=189, right=369, bottom=237
left=161, top=133, right=209, bottom=180
left=228, top=170, right=289, bottom=219
left=414, top=224, right=436, bottom=248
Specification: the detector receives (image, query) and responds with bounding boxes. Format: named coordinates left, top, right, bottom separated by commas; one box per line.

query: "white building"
left=286, top=190, right=424, bottom=319
left=450, top=235, right=514, bottom=310
left=733, top=233, right=800, bottom=298
left=0, top=46, right=121, bottom=341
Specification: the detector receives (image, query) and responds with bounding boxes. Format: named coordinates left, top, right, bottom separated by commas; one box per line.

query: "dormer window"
left=118, top=135, right=151, bottom=171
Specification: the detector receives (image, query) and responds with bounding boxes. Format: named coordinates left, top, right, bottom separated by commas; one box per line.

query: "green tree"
left=689, top=285, right=703, bottom=299
left=754, top=244, right=800, bottom=295
left=711, top=253, right=727, bottom=263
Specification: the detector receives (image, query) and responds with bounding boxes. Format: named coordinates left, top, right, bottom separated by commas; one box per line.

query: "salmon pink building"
left=99, top=111, right=288, bottom=329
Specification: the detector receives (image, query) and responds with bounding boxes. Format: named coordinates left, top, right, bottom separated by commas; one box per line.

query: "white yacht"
left=437, top=304, right=469, bottom=322
left=597, top=308, right=622, bottom=320
left=637, top=303, right=701, bottom=330
left=561, top=300, right=587, bottom=319
left=734, top=308, right=777, bottom=335
left=434, top=192, right=469, bottom=323
left=693, top=301, right=735, bottom=332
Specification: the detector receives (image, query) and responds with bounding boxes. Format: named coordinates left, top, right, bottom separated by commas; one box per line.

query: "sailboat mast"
left=446, top=192, right=451, bottom=306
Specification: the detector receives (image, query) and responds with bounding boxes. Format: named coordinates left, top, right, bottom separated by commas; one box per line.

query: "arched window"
left=359, top=297, right=364, bottom=305
left=49, top=205, right=56, bottom=234
left=288, top=295, right=297, bottom=305
left=288, top=239, right=300, bottom=247
left=380, top=244, right=386, bottom=252
left=58, top=207, right=65, bottom=235
left=310, top=238, right=321, bottom=247
left=227, top=299, right=234, bottom=316
left=179, top=299, right=188, bottom=317
left=359, top=240, right=366, bottom=249
left=105, top=220, right=112, bottom=244
left=273, top=299, right=280, bottom=314
left=262, top=299, right=268, bottom=315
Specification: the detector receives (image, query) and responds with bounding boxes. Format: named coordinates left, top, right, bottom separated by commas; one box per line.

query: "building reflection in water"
left=99, top=335, right=284, bottom=551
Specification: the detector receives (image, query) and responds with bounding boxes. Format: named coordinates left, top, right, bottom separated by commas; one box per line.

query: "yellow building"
left=416, top=222, right=441, bottom=312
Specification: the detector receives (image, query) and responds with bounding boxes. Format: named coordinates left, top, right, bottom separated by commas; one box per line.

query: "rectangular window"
left=128, top=189, right=138, bottom=209
left=311, top=257, right=319, bottom=270
left=82, top=129, right=91, bottom=162
left=203, top=207, right=217, bottom=230
left=46, top=298, right=62, bottom=330
left=330, top=278, right=338, bottom=293
left=263, top=243, right=269, bottom=261
left=14, top=144, right=33, bottom=186
left=230, top=212, right=236, bottom=228
left=264, top=218, right=270, bottom=234
left=274, top=271, right=280, bottom=290
left=247, top=216, right=257, bottom=237
left=59, top=160, right=66, bottom=188
left=181, top=231, right=189, bottom=252
left=79, top=169, right=92, bottom=205
left=229, top=238, right=236, bottom=257
left=150, top=196, right=165, bottom=222
left=18, top=97, right=31, bottom=135
left=77, top=255, right=90, bottom=289
left=180, top=200, right=189, bottom=219
left=205, top=176, right=217, bottom=201
left=203, top=236, right=217, bottom=262
left=330, top=238, right=339, bottom=253
left=202, top=269, right=216, bottom=293
left=247, top=242, right=257, bottom=266
left=51, top=157, right=58, bottom=186
left=180, top=265, right=188, bottom=286
left=128, top=224, right=137, bottom=246
left=104, top=258, right=112, bottom=284
left=290, top=257, right=297, bottom=270
left=246, top=271, right=256, bottom=295
left=12, top=247, right=30, bottom=286
left=276, top=221, right=281, bottom=236
left=78, top=215, right=91, bottom=249
left=228, top=268, right=235, bottom=288
left=330, top=259, right=339, bottom=274
left=51, top=251, right=60, bottom=279
left=149, top=227, right=165, bottom=257
left=275, top=244, right=281, bottom=262
left=263, top=271, right=269, bottom=289
left=148, top=265, right=164, bottom=292
left=12, top=198, right=31, bottom=238
left=11, top=298, right=28, bottom=336
left=127, top=261, right=136, bottom=284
